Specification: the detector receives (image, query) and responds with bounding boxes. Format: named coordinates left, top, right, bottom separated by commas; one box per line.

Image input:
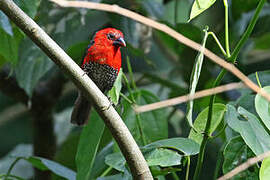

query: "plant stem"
left=136, top=114, right=147, bottom=145
left=213, top=144, right=225, bottom=180
left=186, top=156, right=191, bottom=180
left=229, top=0, right=266, bottom=62
left=100, top=166, right=113, bottom=177
left=255, top=72, right=262, bottom=88
left=193, top=1, right=266, bottom=179
left=208, top=32, right=227, bottom=57
left=126, top=56, right=137, bottom=91
left=172, top=172, right=180, bottom=180
left=175, top=0, right=178, bottom=26
left=4, top=157, right=23, bottom=180
left=223, top=0, right=230, bottom=57
left=193, top=69, right=226, bottom=180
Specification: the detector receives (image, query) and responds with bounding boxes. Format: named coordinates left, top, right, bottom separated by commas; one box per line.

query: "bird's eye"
left=107, top=33, right=115, bottom=40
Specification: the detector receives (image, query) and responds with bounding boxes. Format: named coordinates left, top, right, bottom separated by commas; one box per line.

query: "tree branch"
left=0, top=0, right=152, bottom=179
left=49, top=0, right=270, bottom=102
left=218, top=151, right=270, bottom=180
left=134, top=82, right=244, bottom=113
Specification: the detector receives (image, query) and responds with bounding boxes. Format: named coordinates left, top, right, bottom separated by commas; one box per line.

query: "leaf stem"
left=208, top=32, right=227, bottom=57
left=223, top=0, right=230, bottom=57
left=100, top=166, right=113, bottom=177
left=255, top=72, right=262, bottom=88
left=185, top=156, right=191, bottom=180
left=136, top=114, right=147, bottom=146
left=4, top=157, right=23, bottom=180
left=175, top=0, right=178, bottom=26
left=126, top=56, right=137, bottom=91
left=193, top=69, right=226, bottom=180
left=172, top=172, right=180, bottom=180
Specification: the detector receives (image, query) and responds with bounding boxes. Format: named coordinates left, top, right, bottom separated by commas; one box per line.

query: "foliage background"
left=0, top=0, right=270, bottom=179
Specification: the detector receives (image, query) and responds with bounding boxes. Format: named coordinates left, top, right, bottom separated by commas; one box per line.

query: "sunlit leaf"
left=260, top=156, right=270, bottom=180
left=189, top=0, right=217, bottom=21
left=255, top=86, right=270, bottom=131
left=108, top=68, right=123, bottom=105
left=189, top=103, right=226, bottom=145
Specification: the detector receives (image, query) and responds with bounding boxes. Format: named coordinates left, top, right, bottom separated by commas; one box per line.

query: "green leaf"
left=97, top=169, right=132, bottom=180
left=90, top=143, right=114, bottom=179
left=122, top=90, right=168, bottom=145
left=0, top=27, right=23, bottom=65
left=145, top=148, right=182, bottom=167
left=231, top=0, right=260, bottom=20
left=255, top=86, right=270, bottom=131
left=189, top=0, right=217, bottom=21
left=188, top=103, right=226, bottom=145
left=223, top=136, right=259, bottom=180
left=143, top=137, right=200, bottom=155
left=13, top=0, right=41, bottom=18
left=66, top=41, right=89, bottom=65
left=15, top=39, right=54, bottom=97
left=108, top=68, right=123, bottom=105
left=186, top=29, right=208, bottom=127
left=105, top=152, right=126, bottom=172
left=260, top=157, right=270, bottom=180
left=254, top=33, right=270, bottom=50
left=163, top=0, right=191, bottom=24
left=0, top=11, right=13, bottom=36
left=26, top=157, right=76, bottom=180
left=225, top=104, right=270, bottom=155
left=76, top=110, right=105, bottom=180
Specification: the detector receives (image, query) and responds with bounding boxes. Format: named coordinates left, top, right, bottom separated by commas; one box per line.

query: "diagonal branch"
left=218, top=151, right=270, bottom=180
left=49, top=0, right=270, bottom=102
left=135, top=82, right=244, bottom=113
left=0, top=0, right=152, bottom=179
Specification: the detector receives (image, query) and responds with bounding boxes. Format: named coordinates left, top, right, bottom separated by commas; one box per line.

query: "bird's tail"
left=71, top=91, right=92, bottom=126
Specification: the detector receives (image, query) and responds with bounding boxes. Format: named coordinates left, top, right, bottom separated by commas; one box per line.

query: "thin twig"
left=218, top=151, right=270, bottom=180
left=0, top=1, right=152, bottom=179
left=50, top=0, right=270, bottom=102
left=134, top=82, right=243, bottom=113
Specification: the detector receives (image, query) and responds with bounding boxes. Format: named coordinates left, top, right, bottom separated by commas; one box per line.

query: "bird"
left=71, top=28, right=126, bottom=126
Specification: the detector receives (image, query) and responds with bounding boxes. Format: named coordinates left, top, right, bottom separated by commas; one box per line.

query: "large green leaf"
left=143, top=137, right=200, bottom=155
left=90, top=142, right=114, bottom=179
left=122, top=90, right=168, bottom=145
left=144, top=148, right=182, bottom=167
left=260, top=157, right=270, bottom=180
left=15, top=40, right=54, bottom=97
left=0, top=27, right=23, bottom=65
left=255, top=86, right=270, bottom=131
left=76, top=110, right=105, bottom=180
left=189, top=103, right=226, bottom=145
left=25, top=157, right=76, bottom=180
left=189, top=0, right=217, bottom=21
left=225, top=104, right=270, bottom=155
left=186, top=29, right=208, bottom=127
left=13, top=0, right=41, bottom=18
left=163, top=0, right=191, bottom=24
left=223, top=136, right=259, bottom=180
left=105, top=152, right=126, bottom=172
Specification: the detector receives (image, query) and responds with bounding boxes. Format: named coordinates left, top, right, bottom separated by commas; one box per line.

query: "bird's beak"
left=113, top=37, right=126, bottom=47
